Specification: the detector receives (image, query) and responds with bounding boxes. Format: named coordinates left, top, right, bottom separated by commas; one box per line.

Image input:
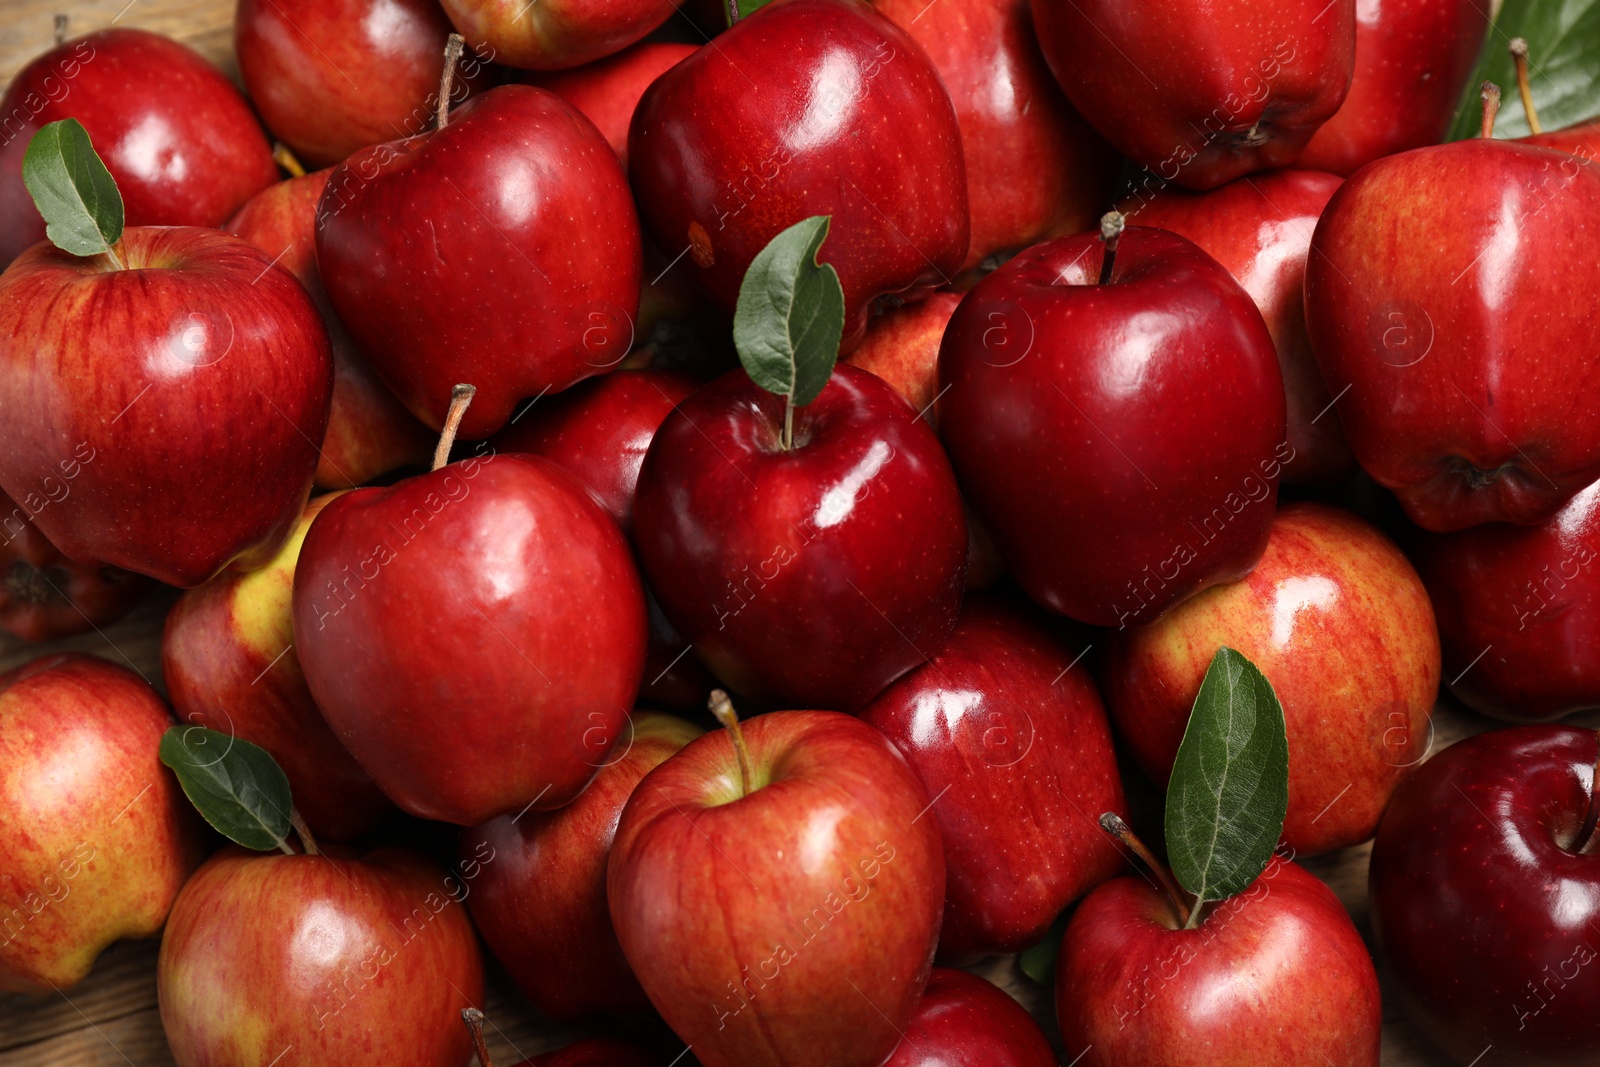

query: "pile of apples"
left=1, top=0, right=1598, bottom=1065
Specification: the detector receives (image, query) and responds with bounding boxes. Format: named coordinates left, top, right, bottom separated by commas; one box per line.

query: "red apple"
left=883, top=967, right=1056, bottom=1067
left=158, top=846, right=485, bottom=1067
left=228, top=169, right=435, bottom=490
left=1305, top=113, right=1600, bottom=531
left=440, top=0, right=679, bottom=70
left=1411, top=478, right=1600, bottom=722
left=634, top=364, right=967, bottom=711
left=519, top=42, right=696, bottom=169
left=1057, top=855, right=1382, bottom=1065
left=0, top=227, right=333, bottom=588
left=0, top=490, right=151, bottom=642
left=608, top=708, right=945, bottom=1067
left=162, top=494, right=394, bottom=842
left=237, top=0, right=487, bottom=168
left=1032, top=0, right=1356, bottom=190
left=462, top=712, right=700, bottom=1020
left=871, top=0, right=1119, bottom=271
left=1369, top=725, right=1600, bottom=1065
left=292, top=450, right=648, bottom=825
left=842, top=292, right=960, bottom=430
left=1523, top=117, right=1600, bottom=160
left=1119, top=169, right=1355, bottom=486
left=316, top=84, right=642, bottom=439
left=0, top=654, right=201, bottom=993
left=861, top=598, right=1127, bottom=961
left=628, top=0, right=969, bottom=352
left=938, top=225, right=1286, bottom=628
left=1298, top=0, right=1490, bottom=175
left=0, top=29, right=277, bottom=266
left=517, top=1040, right=654, bottom=1067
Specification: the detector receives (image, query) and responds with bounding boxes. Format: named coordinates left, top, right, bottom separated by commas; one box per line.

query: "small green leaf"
left=1017, top=910, right=1070, bottom=985
left=159, top=726, right=293, bottom=851
left=1446, top=0, right=1600, bottom=140
left=21, top=119, right=124, bottom=258
left=733, top=215, right=845, bottom=410
left=1164, top=648, right=1289, bottom=918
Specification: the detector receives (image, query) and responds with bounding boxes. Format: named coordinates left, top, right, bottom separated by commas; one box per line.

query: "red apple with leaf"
left=0, top=490, right=151, bottom=642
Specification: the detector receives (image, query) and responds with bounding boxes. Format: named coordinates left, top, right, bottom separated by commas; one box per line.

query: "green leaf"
left=1164, top=648, right=1289, bottom=918
left=733, top=215, right=845, bottom=410
left=159, top=726, right=293, bottom=852
left=1017, top=909, right=1070, bottom=985
left=1446, top=0, right=1600, bottom=141
left=21, top=119, right=124, bottom=258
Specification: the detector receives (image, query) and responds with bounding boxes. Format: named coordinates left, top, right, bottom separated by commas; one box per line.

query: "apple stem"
left=272, top=144, right=307, bottom=179
left=1099, top=812, right=1193, bottom=928
left=289, top=809, right=320, bottom=857
left=53, top=14, right=66, bottom=45
left=432, top=384, right=477, bottom=471
left=1098, top=211, right=1124, bottom=286
left=437, top=33, right=466, bottom=131
left=1509, top=39, right=1543, bottom=134
left=727, top=0, right=741, bottom=24
left=461, top=1008, right=495, bottom=1067
left=781, top=399, right=795, bottom=451
left=1575, top=732, right=1600, bottom=855
left=102, top=239, right=126, bottom=272
left=1480, top=82, right=1502, bottom=139
left=709, top=689, right=755, bottom=800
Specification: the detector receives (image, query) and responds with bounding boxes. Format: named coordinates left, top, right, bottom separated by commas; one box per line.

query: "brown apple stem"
left=432, top=384, right=477, bottom=471
left=272, top=144, right=307, bottom=179
left=1480, top=82, right=1502, bottom=139
left=727, top=0, right=741, bottom=25
left=1099, top=812, right=1192, bottom=927
left=461, top=1008, right=495, bottom=1067
left=1509, top=39, right=1543, bottom=134
left=102, top=239, right=127, bottom=272
left=1098, top=211, right=1124, bottom=286
left=1575, top=732, right=1600, bottom=855
left=53, top=14, right=67, bottom=44
left=289, top=809, right=320, bottom=857
left=709, top=689, right=755, bottom=799
left=781, top=399, right=795, bottom=451
left=437, top=33, right=466, bottom=130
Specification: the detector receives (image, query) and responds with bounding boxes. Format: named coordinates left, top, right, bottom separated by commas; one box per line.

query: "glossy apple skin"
left=842, top=292, right=960, bottom=431
left=158, top=847, right=485, bottom=1067
left=440, top=0, right=679, bottom=70
left=629, top=0, right=969, bottom=352
left=939, top=226, right=1286, bottom=628
left=1411, top=480, right=1600, bottom=722
left=1298, top=0, right=1490, bottom=175
left=635, top=365, right=967, bottom=711
left=1523, top=119, right=1600, bottom=161
left=884, top=968, right=1056, bottom=1067
left=292, top=452, right=647, bottom=825
left=0, top=491, right=151, bottom=642
left=1120, top=170, right=1355, bottom=486
left=0, top=29, right=278, bottom=267
left=1032, top=0, right=1355, bottom=190
left=163, top=494, right=393, bottom=842
left=609, top=710, right=945, bottom=1067
left=1057, top=857, right=1382, bottom=1066
left=519, top=42, right=696, bottom=169
left=463, top=713, right=700, bottom=1020
left=1104, top=502, right=1439, bottom=855
left=317, top=85, right=642, bottom=439
left=861, top=598, right=1127, bottom=961
left=871, top=0, right=1118, bottom=271
left=0, top=655, right=202, bottom=994
left=228, top=170, right=434, bottom=489
left=237, top=0, right=486, bottom=168
left=0, top=227, right=333, bottom=588
left=1306, top=139, right=1600, bottom=532
left=1370, top=726, right=1600, bottom=1065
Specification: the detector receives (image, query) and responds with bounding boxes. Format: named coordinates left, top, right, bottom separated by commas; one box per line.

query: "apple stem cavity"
left=709, top=689, right=756, bottom=800
left=1098, top=211, right=1124, bottom=286
left=272, top=144, right=307, bottom=179
left=289, top=809, right=320, bottom=857
left=1575, top=732, right=1600, bottom=855
left=1098, top=811, right=1193, bottom=928
left=53, top=14, right=66, bottom=45
left=432, top=383, right=477, bottom=471
left=1480, top=82, right=1502, bottom=139
left=437, top=33, right=466, bottom=131
left=1509, top=39, right=1543, bottom=134
left=461, top=1008, right=495, bottom=1067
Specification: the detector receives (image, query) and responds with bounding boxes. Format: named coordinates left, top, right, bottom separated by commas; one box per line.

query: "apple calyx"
left=1509, top=39, right=1544, bottom=135
left=1574, top=732, right=1600, bottom=855
left=1099, top=812, right=1193, bottom=927
left=432, top=383, right=478, bottom=471
left=708, top=689, right=758, bottom=800
left=4, top=560, right=70, bottom=606
left=461, top=1008, right=496, bottom=1067
left=437, top=33, right=466, bottom=131
left=272, top=143, right=306, bottom=178
left=1480, top=81, right=1503, bottom=139
left=1097, top=211, right=1124, bottom=286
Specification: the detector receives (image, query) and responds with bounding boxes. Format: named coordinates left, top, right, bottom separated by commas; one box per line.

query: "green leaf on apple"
left=159, top=726, right=294, bottom=852
left=1446, top=0, right=1600, bottom=140
left=21, top=118, right=125, bottom=261
left=1164, top=647, right=1288, bottom=923
left=733, top=214, right=845, bottom=447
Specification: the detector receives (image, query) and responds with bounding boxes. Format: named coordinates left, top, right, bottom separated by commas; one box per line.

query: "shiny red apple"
left=1523, top=117, right=1600, bottom=159
left=440, top=0, right=679, bottom=70
left=0, top=491, right=151, bottom=642
left=883, top=967, right=1056, bottom=1067
left=519, top=42, right=696, bottom=169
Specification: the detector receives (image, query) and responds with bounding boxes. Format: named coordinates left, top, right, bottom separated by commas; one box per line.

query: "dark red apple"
left=519, top=42, right=696, bottom=169
left=0, top=490, right=151, bottom=642
left=634, top=364, right=967, bottom=711
left=628, top=0, right=969, bottom=351
left=1370, top=725, right=1600, bottom=1065
left=1032, top=0, right=1356, bottom=189
left=883, top=967, right=1056, bottom=1067
left=0, top=227, right=333, bottom=588
left=316, top=84, right=642, bottom=438
left=1119, top=169, right=1355, bottom=485
left=861, top=598, right=1127, bottom=961
left=938, top=224, right=1286, bottom=628
left=0, top=29, right=277, bottom=266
